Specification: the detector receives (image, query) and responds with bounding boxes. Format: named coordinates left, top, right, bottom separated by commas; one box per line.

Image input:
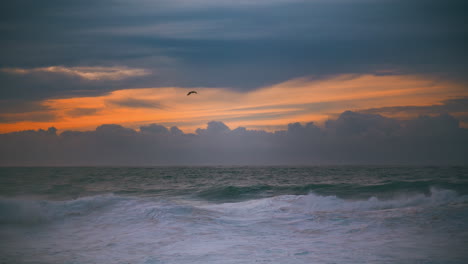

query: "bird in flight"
left=187, top=91, right=198, bottom=96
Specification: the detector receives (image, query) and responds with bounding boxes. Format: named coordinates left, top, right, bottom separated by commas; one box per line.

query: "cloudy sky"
left=0, top=0, right=467, bottom=165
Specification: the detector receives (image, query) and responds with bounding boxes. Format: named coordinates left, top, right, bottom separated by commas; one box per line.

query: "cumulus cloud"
left=140, top=124, right=169, bottom=134
left=1, top=111, right=466, bottom=166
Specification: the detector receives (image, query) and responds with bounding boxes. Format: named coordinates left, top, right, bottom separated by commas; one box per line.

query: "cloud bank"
left=1, top=111, right=466, bottom=166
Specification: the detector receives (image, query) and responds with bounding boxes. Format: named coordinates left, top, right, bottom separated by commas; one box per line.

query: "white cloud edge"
left=1, top=66, right=151, bottom=81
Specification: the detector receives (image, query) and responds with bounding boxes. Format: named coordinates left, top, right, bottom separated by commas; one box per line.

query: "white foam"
left=203, top=188, right=466, bottom=218
left=1, top=189, right=467, bottom=264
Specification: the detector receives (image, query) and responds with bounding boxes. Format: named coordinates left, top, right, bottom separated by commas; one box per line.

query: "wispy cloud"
left=360, top=98, right=468, bottom=116
left=107, top=98, right=164, bottom=109
left=154, top=0, right=304, bottom=9
left=1, top=74, right=467, bottom=133
left=66, top=108, right=99, bottom=118
left=1, top=66, right=151, bottom=81
left=0, top=112, right=57, bottom=124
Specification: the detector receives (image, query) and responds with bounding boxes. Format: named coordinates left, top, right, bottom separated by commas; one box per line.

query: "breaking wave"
left=1, top=187, right=466, bottom=226
left=195, top=180, right=468, bottom=201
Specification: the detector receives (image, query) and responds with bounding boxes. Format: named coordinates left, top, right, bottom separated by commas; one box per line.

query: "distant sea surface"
left=1, top=166, right=468, bottom=264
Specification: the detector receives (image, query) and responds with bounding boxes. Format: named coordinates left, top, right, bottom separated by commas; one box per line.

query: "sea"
left=1, top=166, right=467, bottom=264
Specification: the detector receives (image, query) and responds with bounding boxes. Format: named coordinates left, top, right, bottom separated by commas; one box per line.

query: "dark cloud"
left=0, top=100, right=51, bottom=114
left=0, top=0, right=467, bottom=101
left=196, top=121, right=230, bottom=136
left=358, top=98, right=468, bottom=126
left=0, top=67, right=152, bottom=101
left=107, top=98, right=163, bottom=109
left=1, top=111, right=466, bottom=166
left=325, top=110, right=401, bottom=137
left=360, top=98, right=468, bottom=116
left=0, top=112, right=57, bottom=123
left=140, top=124, right=169, bottom=135
left=0, top=99, right=56, bottom=123
left=66, top=108, right=98, bottom=118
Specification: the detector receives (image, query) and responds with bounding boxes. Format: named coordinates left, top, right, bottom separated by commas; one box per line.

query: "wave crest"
left=204, top=188, right=467, bottom=216
left=1, top=188, right=466, bottom=226
left=0, top=194, right=122, bottom=225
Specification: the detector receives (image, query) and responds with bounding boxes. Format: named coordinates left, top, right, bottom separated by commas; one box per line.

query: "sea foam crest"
left=204, top=188, right=467, bottom=216
left=1, top=188, right=465, bottom=225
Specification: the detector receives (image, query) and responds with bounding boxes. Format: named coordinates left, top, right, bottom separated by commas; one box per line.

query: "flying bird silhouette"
left=187, top=91, right=198, bottom=96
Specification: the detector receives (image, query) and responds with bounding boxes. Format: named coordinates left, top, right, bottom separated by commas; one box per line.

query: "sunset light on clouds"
left=1, top=74, right=467, bottom=134
left=0, top=0, right=467, bottom=165
left=2, top=1, right=468, bottom=263
left=1, top=66, right=151, bottom=81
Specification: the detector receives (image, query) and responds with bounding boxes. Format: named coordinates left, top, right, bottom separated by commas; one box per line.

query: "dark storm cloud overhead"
left=1, top=0, right=467, bottom=101
left=1, top=111, right=467, bottom=166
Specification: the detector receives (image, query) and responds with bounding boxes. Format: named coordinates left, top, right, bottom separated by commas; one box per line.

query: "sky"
left=0, top=0, right=467, bottom=165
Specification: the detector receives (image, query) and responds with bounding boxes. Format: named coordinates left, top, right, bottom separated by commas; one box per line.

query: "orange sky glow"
left=1, top=74, right=467, bottom=134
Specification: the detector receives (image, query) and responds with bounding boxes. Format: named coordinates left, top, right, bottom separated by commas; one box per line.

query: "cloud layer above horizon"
left=1, top=111, right=467, bottom=166
left=1, top=0, right=467, bottom=165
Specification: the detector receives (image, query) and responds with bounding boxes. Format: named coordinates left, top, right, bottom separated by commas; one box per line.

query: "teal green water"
left=1, top=166, right=468, bottom=264
left=1, top=166, right=467, bottom=200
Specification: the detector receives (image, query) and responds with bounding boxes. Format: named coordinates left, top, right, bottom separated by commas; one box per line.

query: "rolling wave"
left=194, top=180, right=468, bottom=201
left=0, top=194, right=122, bottom=225
left=1, top=187, right=466, bottom=226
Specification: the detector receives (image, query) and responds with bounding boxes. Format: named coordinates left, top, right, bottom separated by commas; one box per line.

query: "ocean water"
left=1, top=166, right=468, bottom=264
